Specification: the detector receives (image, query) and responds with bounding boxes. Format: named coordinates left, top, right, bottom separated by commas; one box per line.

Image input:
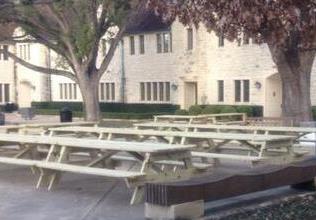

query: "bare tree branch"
left=0, top=49, right=77, bottom=82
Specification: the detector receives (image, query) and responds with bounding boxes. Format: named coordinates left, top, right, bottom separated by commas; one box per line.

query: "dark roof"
left=125, top=9, right=171, bottom=35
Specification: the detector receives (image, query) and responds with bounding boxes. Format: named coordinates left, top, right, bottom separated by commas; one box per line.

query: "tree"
left=150, top=0, right=316, bottom=122
left=0, top=0, right=146, bottom=121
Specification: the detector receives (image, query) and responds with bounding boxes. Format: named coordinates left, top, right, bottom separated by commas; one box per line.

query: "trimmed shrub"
left=220, top=106, right=237, bottom=114
left=32, top=102, right=179, bottom=114
left=236, top=106, right=254, bottom=116
left=201, top=105, right=221, bottom=114
left=175, top=109, right=189, bottom=115
left=188, top=105, right=203, bottom=115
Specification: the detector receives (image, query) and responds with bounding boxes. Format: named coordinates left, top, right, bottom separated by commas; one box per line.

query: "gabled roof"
left=126, top=9, right=171, bottom=35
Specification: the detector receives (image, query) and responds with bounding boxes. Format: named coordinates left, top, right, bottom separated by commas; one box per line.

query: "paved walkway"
left=0, top=165, right=143, bottom=220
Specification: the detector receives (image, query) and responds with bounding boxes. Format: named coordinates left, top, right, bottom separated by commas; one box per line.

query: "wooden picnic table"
left=134, top=122, right=316, bottom=141
left=0, top=121, right=97, bottom=134
left=153, top=113, right=247, bottom=124
left=48, top=126, right=301, bottom=164
left=0, top=133, right=203, bottom=204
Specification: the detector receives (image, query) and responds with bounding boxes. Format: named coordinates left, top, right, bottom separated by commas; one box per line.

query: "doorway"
left=184, top=82, right=198, bottom=109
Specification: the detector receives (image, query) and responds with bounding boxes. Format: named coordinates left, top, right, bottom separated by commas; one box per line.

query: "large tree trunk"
left=268, top=43, right=315, bottom=124
left=78, top=74, right=100, bottom=122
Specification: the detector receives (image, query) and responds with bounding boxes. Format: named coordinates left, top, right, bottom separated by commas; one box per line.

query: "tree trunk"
left=78, top=74, right=100, bottom=122
left=268, top=43, right=315, bottom=124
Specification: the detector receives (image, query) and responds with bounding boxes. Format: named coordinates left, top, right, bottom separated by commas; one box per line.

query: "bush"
left=175, top=109, right=189, bottom=115
left=220, top=106, right=237, bottom=114
left=32, top=102, right=179, bottom=114
left=236, top=106, right=254, bottom=116
left=188, top=105, right=203, bottom=115
left=201, top=105, right=221, bottom=114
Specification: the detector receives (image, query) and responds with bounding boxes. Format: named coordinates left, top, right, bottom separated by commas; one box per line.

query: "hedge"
left=34, top=109, right=170, bottom=120
left=187, top=105, right=264, bottom=117
left=32, top=102, right=179, bottom=114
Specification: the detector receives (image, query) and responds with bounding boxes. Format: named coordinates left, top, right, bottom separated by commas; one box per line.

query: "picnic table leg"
left=48, top=146, right=69, bottom=190
left=130, top=153, right=151, bottom=205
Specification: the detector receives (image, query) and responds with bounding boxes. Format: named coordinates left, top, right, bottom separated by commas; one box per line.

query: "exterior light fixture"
left=171, top=83, right=178, bottom=91
left=255, top=81, right=262, bottom=90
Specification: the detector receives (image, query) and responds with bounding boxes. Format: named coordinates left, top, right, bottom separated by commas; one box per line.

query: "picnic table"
left=0, top=133, right=205, bottom=204
left=153, top=113, right=247, bottom=124
left=0, top=121, right=97, bottom=134
left=134, top=122, right=316, bottom=142
left=48, top=126, right=302, bottom=164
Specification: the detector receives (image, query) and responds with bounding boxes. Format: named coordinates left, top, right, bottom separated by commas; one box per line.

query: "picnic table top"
left=154, top=113, right=245, bottom=119
left=134, top=122, right=316, bottom=134
left=49, top=126, right=295, bottom=142
left=0, top=121, right=96, bottom=131
left=0, top=133, right=193, bottom=153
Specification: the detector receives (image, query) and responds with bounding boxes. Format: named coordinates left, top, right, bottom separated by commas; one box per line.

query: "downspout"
left=13, top=45, right=18, bottom=104
left=47, top=48, right=52, bottom=101
left=120, top=39, right=126, bottom=103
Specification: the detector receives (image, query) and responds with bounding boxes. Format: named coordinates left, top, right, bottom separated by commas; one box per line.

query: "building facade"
left=1, top=12, right=316, bottom=117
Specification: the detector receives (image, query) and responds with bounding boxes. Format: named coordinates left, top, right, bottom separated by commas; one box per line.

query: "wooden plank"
left=135, top=122, right=316, bottom=135
left=49, top=127, right=295, bottom=142
left=0, top=133, right=193, bottom=153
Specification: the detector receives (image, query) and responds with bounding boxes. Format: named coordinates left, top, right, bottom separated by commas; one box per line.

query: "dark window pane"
left=159, top=82, right=164, bottom=101
left=73, top=84, right=77, bottom=100
left=218, top=80, right=224, bottom=102
left=140, top=83, right=145, bottom=101
left=139, top=35, right=145, bottom=54
left=243, top=80, right=250, bottom=102
left=165, top=82, right=170, bottom=101
left=156, top=34, right=162, bottom=53
left=130, top=36, right=135, bottom=55
left=0, top=84, right=2, bottom=103
left=153, top=82, right=158, bottom=101
left=163, top=33, right=170, bottom=53
left=69, top=83, right=72, bottom=99
left=4, top=84, right=9, bottom=102
left=146, top=82, right=151, bottom=101
left=106, top=83, right=110, bottom=100
left=235, top=80, right=241, bottom=102
left=111, top=83, right=115, bottom=100
left=187, top=28, right=193, bottom=50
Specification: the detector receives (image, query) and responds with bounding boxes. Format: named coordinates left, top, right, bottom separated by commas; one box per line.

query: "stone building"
left=1, top=11, right=316, bottom=117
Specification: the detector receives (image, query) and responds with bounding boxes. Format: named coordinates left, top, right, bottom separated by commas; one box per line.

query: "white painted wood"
left=0, top=133, right=193, bottom=153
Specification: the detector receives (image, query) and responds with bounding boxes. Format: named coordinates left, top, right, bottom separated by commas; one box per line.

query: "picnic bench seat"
left=134, top=122, right=316, bottom=140
left=0, top=133, right=206, bottom=204
left=153, top=113, right=247, bottom=124
left=48, top=126, right=302, bottom=165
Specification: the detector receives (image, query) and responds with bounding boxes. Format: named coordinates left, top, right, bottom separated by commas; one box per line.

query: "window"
left=243, top=80, right=250, bottom=102
left=146, top=82, right=151, bottom=101
left=156, top=34, right=162, bottom=53
left=153, top=82, right=158, bottom=101
left=234, top=80, right=250, bottom=102
left=139, top=35, right=145, bottom=54
left=165, top=82, right=170, bottom=101
left=217, top=80, right=224, bottom=102
left=235, top=80, right=241, bottom=102
left=0, top=84, right=10, bottom=103
left=140, top=82, right=145, bottom=101
left=187, top=28, right=193, bottom=50
left=129, top=36, right=135, bottom=55
left=157, top=33, right=172, bottom=53
left=59, top=83, right=78, bottom=100
left=140, top=82, right=171, bottom=102
left=100, top=82, right=115, bottom=101
left=18, top=44, right=31, bottom=60
left=218, top=33, right=225, bottom=47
